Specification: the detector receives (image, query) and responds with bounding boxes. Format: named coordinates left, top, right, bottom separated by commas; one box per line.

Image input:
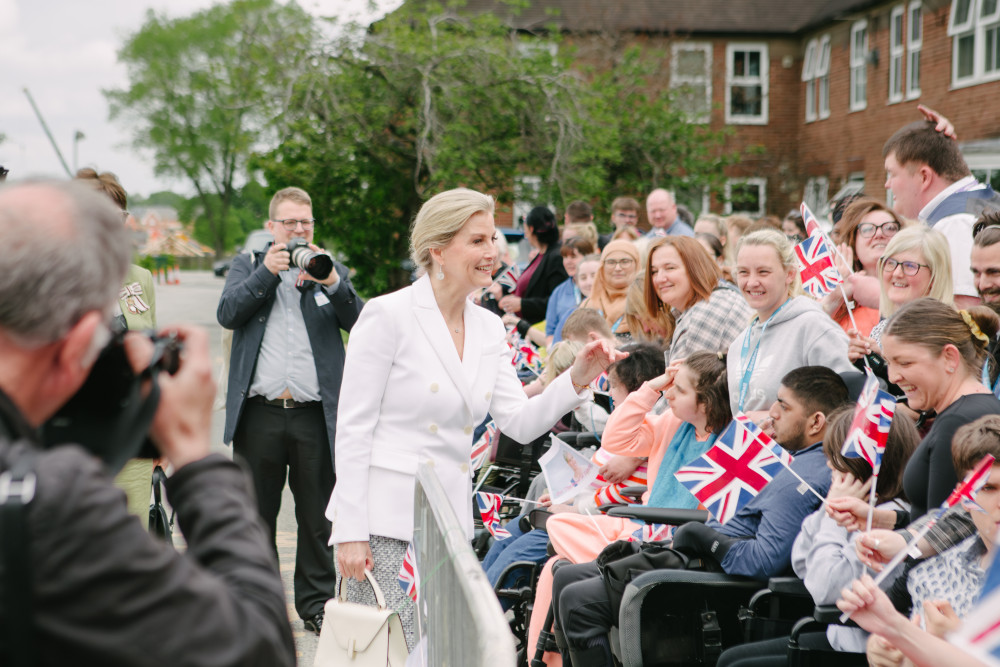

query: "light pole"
left=73, top=130, right=85, bottom=173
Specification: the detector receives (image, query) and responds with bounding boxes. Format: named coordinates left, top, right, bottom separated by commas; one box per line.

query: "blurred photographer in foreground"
left=0, top=180, right=293, bottom=666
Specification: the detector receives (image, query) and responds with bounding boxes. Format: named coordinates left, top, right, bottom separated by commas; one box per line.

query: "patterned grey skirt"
left=335, top=535, right=417, bottom=651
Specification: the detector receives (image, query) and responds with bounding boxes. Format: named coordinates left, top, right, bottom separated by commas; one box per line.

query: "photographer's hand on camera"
left=124, top=324, right=213, bottom=470
left=302, top=243, right=339, bottom=287
left=263, top=243, right=290, bottom=275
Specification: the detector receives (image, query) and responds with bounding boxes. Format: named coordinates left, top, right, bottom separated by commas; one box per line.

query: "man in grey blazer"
left=218, top=186, right=363, bottom=634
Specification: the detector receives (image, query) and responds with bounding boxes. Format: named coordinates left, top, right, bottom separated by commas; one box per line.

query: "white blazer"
left=327, top=274, right=587, bottom=544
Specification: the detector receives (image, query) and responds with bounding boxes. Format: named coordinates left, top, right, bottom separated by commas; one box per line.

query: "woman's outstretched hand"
left=568, top=339, right=628, bottom=390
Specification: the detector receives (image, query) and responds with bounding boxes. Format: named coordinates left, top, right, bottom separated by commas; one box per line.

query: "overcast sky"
left=0, top=0, right=402, bottom=198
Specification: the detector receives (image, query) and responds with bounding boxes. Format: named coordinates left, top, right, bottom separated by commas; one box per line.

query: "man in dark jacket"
left=0, top=180, right=294, bottom=666
left=217, top=186, right=363, bottom=633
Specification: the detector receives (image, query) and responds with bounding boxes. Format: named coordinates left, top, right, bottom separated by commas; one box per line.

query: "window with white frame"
left=803, top=177, right=830, bottom=220
left=513, top=175, right=542, bottom=230
left=802, top=39, right=818, bottom=121
left=802, top=36, right=831, bottom=121
left=671, top=42, right=712, bottom=122
left=949, top=0, right=1000, bottom=86
left=890, top=6, right=905, bottom=103
left=850, top=21, right=868, bottom=111
left=908, top=2, right=922, bottom=97
left=816, top=36, right=831, bottom=118
left=725, top=43, right=769, bottom=124
left=967, top=153, right=1000, bottom=191
left=724, top=178, right=767, bottom=216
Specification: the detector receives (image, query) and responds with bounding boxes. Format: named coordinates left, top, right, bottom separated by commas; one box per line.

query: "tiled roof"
left=421, top=0, right=881, bottom=36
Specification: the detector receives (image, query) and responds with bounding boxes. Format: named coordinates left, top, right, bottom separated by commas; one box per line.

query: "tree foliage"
left=106, top=0, right=317, bottom=254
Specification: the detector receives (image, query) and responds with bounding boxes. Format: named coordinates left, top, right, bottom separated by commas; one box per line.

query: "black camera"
left=41, top=330, right=183, bottom=471
left=286, top=238, right=333, bottom=281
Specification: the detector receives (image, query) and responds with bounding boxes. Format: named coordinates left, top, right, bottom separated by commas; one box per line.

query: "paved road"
left=156, top=270, right=320, bottom=664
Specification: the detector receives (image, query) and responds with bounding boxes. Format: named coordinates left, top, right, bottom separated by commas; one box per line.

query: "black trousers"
left=716, top=632, right=841, bottom=667
left=233, top=399, right=336, bottom=619
left=552, top=562, right=614, bottom=651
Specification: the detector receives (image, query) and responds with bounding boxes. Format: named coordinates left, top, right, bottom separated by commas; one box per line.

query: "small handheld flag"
left=476, top=491, right=511, bottom=539
left=794, top=235, right=843, bottom=299
left=398, top=542, right=419, bottom=603
left=674, top=417, right=790, bottom=523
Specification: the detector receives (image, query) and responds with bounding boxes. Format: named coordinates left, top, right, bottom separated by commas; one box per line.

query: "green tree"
left=106, top=0, right=317, bottom=254
left=256, top=1, right=587, bottom=294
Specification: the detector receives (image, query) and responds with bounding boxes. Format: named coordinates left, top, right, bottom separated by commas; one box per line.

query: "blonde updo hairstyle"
left=735, top=228, right=802, bottom=298
left=877, top=225, right=953, bottom=317
left=884, top=298, right=999, bottom=377
left=410, top=188, right=495, bottom=274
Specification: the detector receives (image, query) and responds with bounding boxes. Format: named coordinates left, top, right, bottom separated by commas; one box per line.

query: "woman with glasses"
left=579, top=240, right=641, bottom=341
left=847, top=226, right=953, bottom=364
left=823, top=198, right=906, bottom=337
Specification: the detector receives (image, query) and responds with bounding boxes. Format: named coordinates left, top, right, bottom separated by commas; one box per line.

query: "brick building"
left=454, top=0, right=1000, bottom=220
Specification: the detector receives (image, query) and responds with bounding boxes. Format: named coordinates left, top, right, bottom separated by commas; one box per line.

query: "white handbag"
left=314, top=570, right=409, bottom=667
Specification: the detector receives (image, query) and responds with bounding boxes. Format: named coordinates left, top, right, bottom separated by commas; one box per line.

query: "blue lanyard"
left=738, top=299, right=791, bottom=411
left=611, top=315, right=624, bottom=333
left=573, top=283, right=582, bottom=305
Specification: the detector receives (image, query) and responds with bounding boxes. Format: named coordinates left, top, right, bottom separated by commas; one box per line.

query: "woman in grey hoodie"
left=727, top=229, right=855, bottom=418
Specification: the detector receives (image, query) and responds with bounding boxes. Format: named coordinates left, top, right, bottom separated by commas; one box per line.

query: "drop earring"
left=436, top=265, right=444, bottom=280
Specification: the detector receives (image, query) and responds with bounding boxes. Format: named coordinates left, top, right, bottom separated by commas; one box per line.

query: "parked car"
left=213, top=230, right=274, bottom=277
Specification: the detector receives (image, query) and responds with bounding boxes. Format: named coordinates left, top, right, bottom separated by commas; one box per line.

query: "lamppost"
left=73, top=130, right=85, bottom=172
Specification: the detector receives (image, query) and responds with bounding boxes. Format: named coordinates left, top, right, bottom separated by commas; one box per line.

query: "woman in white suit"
left=328, top=188, right=622, bottom=648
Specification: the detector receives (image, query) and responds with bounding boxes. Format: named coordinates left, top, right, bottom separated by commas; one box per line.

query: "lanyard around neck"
left=738, top=298, right=791, bottom=411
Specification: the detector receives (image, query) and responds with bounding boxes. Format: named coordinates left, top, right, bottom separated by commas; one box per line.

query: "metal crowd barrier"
left=413, top=463, right=516, bottom=666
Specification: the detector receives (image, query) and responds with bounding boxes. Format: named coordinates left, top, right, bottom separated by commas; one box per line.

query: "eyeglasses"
left=882, top=257, right=930, bottom=276
left=604, top=257, right=635, bottom=268
left=0, top=166, right=8, bottom=182
left=614, top=211, right=639, bottom=220
left=273, top=218, right=315, bottom=230
left=857, top=221, right=901, bottom=238
left=121, top=210, right=131, bottom=222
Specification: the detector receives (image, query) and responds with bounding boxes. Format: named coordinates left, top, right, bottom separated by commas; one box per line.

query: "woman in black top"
left=830, top=298, right=1000, bottom=528
left=498, top=206, right=568, bottom=324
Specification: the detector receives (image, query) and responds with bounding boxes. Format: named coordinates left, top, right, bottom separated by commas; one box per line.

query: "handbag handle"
left=337, top=569, right=387, bottom=610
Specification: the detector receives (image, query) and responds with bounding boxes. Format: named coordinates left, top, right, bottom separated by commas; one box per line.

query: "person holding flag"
left=715, top=405, right=919, bottom=666
left=836, top=421, right=1000, bottom=667
left=820, top=198, right=905, bottom=337
left=547, top=367, right=848, bottom=666
left=727, top=228, right=853, bottom=416
left=830, top=299, right=1000, bottom=559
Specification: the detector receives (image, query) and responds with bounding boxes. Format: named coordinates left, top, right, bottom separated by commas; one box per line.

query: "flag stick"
left=866, top=473, right=879, bottom=533
left=583, top=507, right=612, bottom=545
left=473, top=465, right=495, bottom=495
left=838, top=282, right=870, bottom=371
left=840, top=508, right=943, bottom=623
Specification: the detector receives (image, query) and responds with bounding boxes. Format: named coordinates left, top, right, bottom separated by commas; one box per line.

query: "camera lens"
left=286, top=239, right=333, bottom=280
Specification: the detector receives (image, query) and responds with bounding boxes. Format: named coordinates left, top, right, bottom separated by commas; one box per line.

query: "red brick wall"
left=798, top=1, right=1000, bottom=206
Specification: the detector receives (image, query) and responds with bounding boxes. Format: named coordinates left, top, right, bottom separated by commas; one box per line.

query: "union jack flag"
left=674, top=416, right=790, bottom=523
left=953, top=510, right=1000, bottom=665
left=734, top=413, right=793, bottom=466
left=629, top=523, right=674, bottom=543
left=800, top=202, right=824, bottom=238
left=471, top=420, right=499, bottom=470
left=398, top=542, right=419, bottom=603
left=512, top=342, right=545, bottom=376
left=496, top=264, right=522, bottom=292
left=476, top=491, right=511, bottom=539
left=841, top=372, right=896, bottom=474
left=947, top=454, right=996, bottom=511
left=794, top=234, right=843, bottom=299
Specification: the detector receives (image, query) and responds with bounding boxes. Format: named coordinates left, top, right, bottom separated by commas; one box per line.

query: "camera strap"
left=0, top=442, right=39, bottom=667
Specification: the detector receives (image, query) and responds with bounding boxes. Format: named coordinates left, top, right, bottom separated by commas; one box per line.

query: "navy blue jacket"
left=217, top=247, right=363, bottom=457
